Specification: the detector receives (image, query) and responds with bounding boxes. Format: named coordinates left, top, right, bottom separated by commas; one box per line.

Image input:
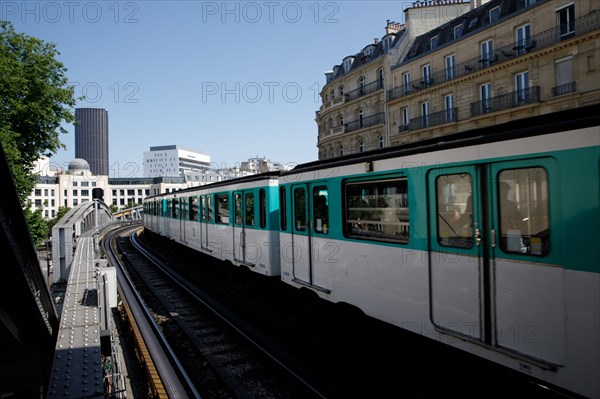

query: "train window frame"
left=172, top=198, right=179, bottom=219
left=313, top=186, right=329, bottom=235
left=279, top=187, right=287, bottom=231
left=234, top=193, right=243, bottom=225
left=215, top=193, right=229, bottom=224
left=435, top=173, right=474, bottom=249
left=189, top=196, right=198, bottom=221
left=294, top=187, right=307, bottom=232
left=245, top=192, right=255, bottom=227
left=259, top=189, right=266, bottom=229
left=343, top=176, right=409, bottom=244
left=497, top=167, right=550, bottom=256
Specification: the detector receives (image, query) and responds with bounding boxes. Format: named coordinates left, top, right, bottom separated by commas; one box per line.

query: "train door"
left=180, top=197, right=187, bottom=243
left=163, top=199, right=169, bottom=236
left=291, top=184, right=331, bottom=292
left=200, top=195, right=211, bottom=252
left=233, top=191, right=255, bottom=265
left=428, top=160, right=564, bottom=365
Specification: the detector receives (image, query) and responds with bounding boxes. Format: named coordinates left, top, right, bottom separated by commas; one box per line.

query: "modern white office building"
left=143, top=145, right=211, bottom=178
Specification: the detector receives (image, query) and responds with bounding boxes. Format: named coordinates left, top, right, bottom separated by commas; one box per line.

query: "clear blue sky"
left=3, top=1, right=408, bottom=177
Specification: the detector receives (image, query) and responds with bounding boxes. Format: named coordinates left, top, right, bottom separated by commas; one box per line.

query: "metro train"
left=143, top=106, right=600, bottom=397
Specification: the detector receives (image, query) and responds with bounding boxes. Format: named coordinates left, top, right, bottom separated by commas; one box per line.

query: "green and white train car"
left=278, top=108, right=599, bottom=397
left=144, top=172, right=281, bottom=276
left=145, top=106, right=599, bottom=397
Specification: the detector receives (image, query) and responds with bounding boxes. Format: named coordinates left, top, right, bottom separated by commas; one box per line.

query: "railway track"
left=108, top=226, right=324, bottom=398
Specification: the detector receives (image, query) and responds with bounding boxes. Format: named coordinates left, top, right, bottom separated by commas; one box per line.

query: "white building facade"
left=143, top=145, right=211, bottom=178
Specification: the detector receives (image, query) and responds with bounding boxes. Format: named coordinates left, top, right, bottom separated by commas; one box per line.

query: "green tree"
left=47, top=206, right=71, bottom=231
left=23, top=205, right=48, bottom=246
left=0, top=21, right=76, bottom=207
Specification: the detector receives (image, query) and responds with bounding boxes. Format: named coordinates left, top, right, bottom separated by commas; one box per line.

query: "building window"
left=35, top=189, right=41, bottom=196
left=329, top=89, right=334, bottom=101
left=73, top=199, right=78, bottom=206
left=343, top=58, right=352, bottom=73
left=422, top=64, right=432, bottom=85
left=81, top=181, right=88, bottom=187
left=35, top=199, right=42, bottom=207
left=51, top=189, right=55, bottom=196
left=339, top=115, right=344, bottom=126
left=358, top=109, right=364, bottom=128
left=73, top=190, right=78, bottom=197
left=358, top=76, right=365, bottom=94
left=73, top=181, right=77, bottom=187
left=515, top=24, right=531, bottom=55
left=481, top=39, right=494, bottom=66
left=81, top=189, right=89, bottom=196
left=378, top=68, right=384, bottom=88
left=480, top=83, right=493, bottom=112
left=554, top=57, right=574, bottom=95
left=379, top=136, right=384, bottom=149
left=445, top=55, right=456, bottom=80
left=430, top=35, right=439, bottom=50
left=339, top=85, right=344, bottom=96
left=454, top=24, right=463, bottom=39
left=401, top=107, right=410, bottom=129
left=515, top=71, right=530, bottom=102
left=421, top=101, right=430, bottom=127
left=340, top=145, right=344, bottom=157
left=445, top=94, right=455, bottom=122
left=557, top=4, right=575, bottom=39
left=402, top=72, right=411, bottom=94
left=358, top=141, right=364, bottom=153
left=489, top=6, right=501, bottom=23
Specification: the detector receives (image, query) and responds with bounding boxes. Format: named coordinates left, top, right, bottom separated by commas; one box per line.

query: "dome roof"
left=68, top=158, right=90, bottom=171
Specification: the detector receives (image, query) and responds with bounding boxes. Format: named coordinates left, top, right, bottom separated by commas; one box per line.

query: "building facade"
left=75, top=108, right=109, bottom=176
left=143, top=145, right=211, bottom=178
left=316, top=1, right=473, bottom=160
left=387, top=0, right=600, bottom=145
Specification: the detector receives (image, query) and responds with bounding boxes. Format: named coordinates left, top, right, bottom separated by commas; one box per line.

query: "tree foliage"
left=23, top=205, right=48, bottom=247
left=0, top=21, right=76, bottom=206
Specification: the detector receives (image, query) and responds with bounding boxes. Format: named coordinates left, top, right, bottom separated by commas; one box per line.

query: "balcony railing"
left=388, top=10, right=599, bottom=101
left=552, top=81, right=577, bottom=96
left=470, top=87, right=540, bottom=117
left=345, top=79, right=384, bottom=102
left=407, top=108, right=458, bottom=131
left=345, top=112, right=385, bottom=133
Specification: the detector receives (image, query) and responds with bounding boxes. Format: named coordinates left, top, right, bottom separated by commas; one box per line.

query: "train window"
left=245, top=193, right=255, bottom=226
left=190, top=196, right=198, bottom=221
left=207, top=195, right=213, bottom=222
left=167, top=200, right=172, bottom=218
left=201, top=196, right=206, bottom=221
left=436, top=174, right=473, bottom=248
left=280, top=187, right=287, bottom=231
left=294, top=187, right=307, bottom=231
left=180, top=198, right=188, bottom=220
left=344, top=178, right=409, bottom=243
left=313, top=187, right=329, bottom=234
left=498, top=168, right=549, bottom=256
left=259, top=189, right=266, bottom=228
left=216, top=193, right=229, bottom=224
left=172, top=198, right=179, bottom=219
left=235, top=193, right=243, bottom=225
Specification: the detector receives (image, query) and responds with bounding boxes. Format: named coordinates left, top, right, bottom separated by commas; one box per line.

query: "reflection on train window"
left=498, top=168, right=549, bottom=255
left=313, top=186, right=329, bottom=234
left=280, top=187, right=287, bottom=231
left=344, top=178, right=409, bottom=243
left=259, top=189, right=266, bottom=228
left=235, top=193, right=242, bottom=225
left=207, top=195, right=213, bottom=222
left=294, top=187, right=307, bottom=231
left=180, top=198, right=188, bottom=220
left=216, top=193, right=229, bottom=224
left=245, top=193, right=255, bottom=226
left=436, top=174, right=473, bottom=248
left=201, top=196, right=206, bottom=221
left=172, top=198, right=179, bottom=219
left=190, top=196, right=198, bottom=221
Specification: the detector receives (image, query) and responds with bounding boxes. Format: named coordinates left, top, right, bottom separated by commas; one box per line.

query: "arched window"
left=340, top=145, right=344, bottom=157
left=339, top=85, right=344, bottom=96
left=359, top=141, right=364, bottom=153
left=379, top=135, right=384, bottom=148
left=359, top=109, right=364, bottom=128
left=339, top=115, right=344, bottom=126
left=358, top=76, right=366, bottom=94
left=329, top=89, right=335, bottom=101
left=378, top=68, right=384, bottom=88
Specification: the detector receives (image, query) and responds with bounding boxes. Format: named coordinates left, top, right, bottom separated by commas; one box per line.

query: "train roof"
left=144, top=171, right=280, bottom=201
left=284, top=104, right=600, bottom=176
